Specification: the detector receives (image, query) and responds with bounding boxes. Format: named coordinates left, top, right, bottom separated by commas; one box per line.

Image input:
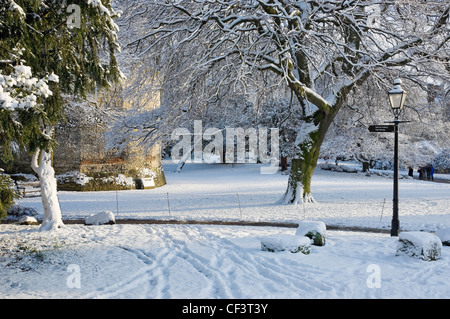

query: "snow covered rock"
left=396, top=232, right=442, bottom=261
left=18, top=216, right=39, bottom=225
left=295, top=220, right=326, bottom=246
left=261, top=234, right=311, bottom=254
left=435, top=228, right=450, bottom=246
left=85, top=211, right=116, bottom=225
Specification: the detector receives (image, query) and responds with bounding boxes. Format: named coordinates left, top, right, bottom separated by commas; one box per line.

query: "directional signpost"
left=369, top=120, right=409, bottom=236
left=368, top=125, right=395, bottom=133
left=369, top=122, right=400, bottom=235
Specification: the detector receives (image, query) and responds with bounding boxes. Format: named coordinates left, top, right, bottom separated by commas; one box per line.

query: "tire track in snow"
left=82, top=227, right=176, bottom=298
left=83, top=225, right=227, bottom=298
left=244, top=246, right=336, bottom=295
left=168, top=226, right=324, bottom=298
left=83, top=225, right=339, bottom=298
left=160, top=226, right=235, bottom=298
left=156, top=225, right=337, bottom=298
left=118, top=245, right=174, bottom=298
left=82, top=258, right=154, bottom=298
left=203, top=233, right=335, bottom=298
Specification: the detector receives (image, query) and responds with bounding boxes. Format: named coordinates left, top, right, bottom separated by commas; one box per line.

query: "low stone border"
left=1, top=218, right=392, bottom=233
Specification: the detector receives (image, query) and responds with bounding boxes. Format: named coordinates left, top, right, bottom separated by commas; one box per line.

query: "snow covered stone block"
left=18, top=216, right=39, bottom=225
left=261, top=234, right=311, bottom=254
left=435, top=228, right=450, bottom=246
left=295, top=221, right=326, bottom=246
left=85, top=211, right=116, bottom=225
left=396, top=232, right=442, bottom=261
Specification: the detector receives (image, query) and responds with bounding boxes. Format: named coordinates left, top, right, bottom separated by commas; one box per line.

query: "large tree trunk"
left=31, top=147, right=64, bottom=231
left=279, top=109, right=336, bottom=204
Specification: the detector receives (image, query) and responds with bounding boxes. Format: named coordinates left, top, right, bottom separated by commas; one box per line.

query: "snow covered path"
left=1, top=223, right=449, bottom=299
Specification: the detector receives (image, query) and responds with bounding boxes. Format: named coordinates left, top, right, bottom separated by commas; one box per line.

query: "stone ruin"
left=52, top=102, right=166, bottom=191
left=4, top=82, right=166, bottom=192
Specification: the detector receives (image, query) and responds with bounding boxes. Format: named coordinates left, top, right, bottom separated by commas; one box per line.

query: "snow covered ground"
left=1, top=161, right=449, bottom=299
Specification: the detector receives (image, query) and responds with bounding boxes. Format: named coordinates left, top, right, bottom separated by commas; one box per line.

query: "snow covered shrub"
left=432, top=149, right=450, bottom=173
left=0, top=174, right=18, bottom=220
left=261, top=234, right=311, bottom=254
left=396, top=232, right=442, bottom=261
left=319, top=164, right=358, bottom=174
left=6, top=204, right=38, bottom=221
left=372, top=158, right=394, bottom=171
left=435, top=228, right=450, bottom=246
left=57, top=171, right=134, bottom=191
left=296, top=221, right=326, bottom=246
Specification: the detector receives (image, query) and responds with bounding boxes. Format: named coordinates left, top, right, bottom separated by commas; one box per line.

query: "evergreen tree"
left=0, top=0, right=122, bottom=230
left=0, top=173, right=17, bottom=219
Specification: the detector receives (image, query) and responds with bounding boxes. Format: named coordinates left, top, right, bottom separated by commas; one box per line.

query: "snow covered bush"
left=396, top=232, right=442, bottom=261
left=261, top=234, right=311, bottom=254
left=56, top=171, right=135, bottom=191
left=435, top=228, right=450, bottom=246
left=6, top=204, right=38, bottom=221
left=56, top=171, right=93, bottom=187
left=319, top=164, right=358, bottom=174
left=432, top=149, right=450, bottom=173
left=295, top=221, right=326, bottom=246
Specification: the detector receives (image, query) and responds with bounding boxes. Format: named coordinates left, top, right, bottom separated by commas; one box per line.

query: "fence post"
left=236, top=193, right=242, bottom=219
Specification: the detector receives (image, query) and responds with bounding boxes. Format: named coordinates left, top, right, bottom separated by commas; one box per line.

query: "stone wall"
left=53, top=103, right=166, bottom=191
left=4, top=71, right=167, bottom=192
left=53, top=113, right=82, bottom=174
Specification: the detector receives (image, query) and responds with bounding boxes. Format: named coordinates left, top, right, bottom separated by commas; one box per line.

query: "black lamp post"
left=388, top=79, right=407, bottom=236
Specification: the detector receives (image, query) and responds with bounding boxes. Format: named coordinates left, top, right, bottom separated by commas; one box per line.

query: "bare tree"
left=320, top=72, right=450, bottom=173
left=116, top=0, right=449, bottom=204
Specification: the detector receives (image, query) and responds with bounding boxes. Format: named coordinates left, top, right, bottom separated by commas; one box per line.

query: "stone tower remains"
left=6, top=80, right=166, bottom=192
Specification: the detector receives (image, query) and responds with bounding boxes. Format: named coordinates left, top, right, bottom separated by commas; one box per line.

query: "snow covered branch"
left=0, top=65, right=58, bottom=111
left=112, top=0, right=448, bottom=203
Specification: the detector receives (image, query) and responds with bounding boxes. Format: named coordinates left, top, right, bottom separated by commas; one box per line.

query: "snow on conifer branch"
left=0, top=65, right=57, bottom=110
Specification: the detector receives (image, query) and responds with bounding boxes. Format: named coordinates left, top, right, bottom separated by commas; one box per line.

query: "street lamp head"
left=388, top=79, right=407, bottom=117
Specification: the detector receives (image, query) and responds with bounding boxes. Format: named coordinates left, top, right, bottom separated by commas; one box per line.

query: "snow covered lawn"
left=1, top=162, right=449, bottom=299
left=1, top=224, right=449, bottom=299
left=14, top=161, right=450, bottom=231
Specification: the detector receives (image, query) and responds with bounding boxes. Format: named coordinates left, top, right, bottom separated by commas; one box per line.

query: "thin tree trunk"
left=174, top=144, right=195, bottom=173
left=31, top=147, right=64, bottom=230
